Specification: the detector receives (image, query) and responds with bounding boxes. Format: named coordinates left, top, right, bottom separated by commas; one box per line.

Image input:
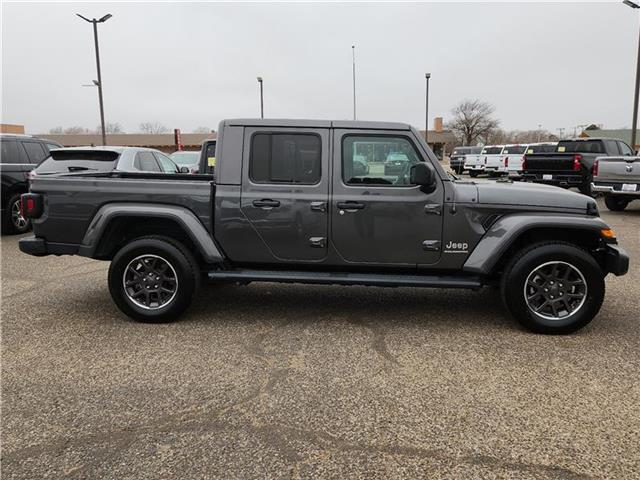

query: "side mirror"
left=410, top=163, right=436, bottom=191
left=179, top=166, right=190, bottom=174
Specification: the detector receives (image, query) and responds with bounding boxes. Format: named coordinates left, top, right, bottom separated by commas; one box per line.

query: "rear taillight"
left=20, top=193, right=43, bottom=219
left=504, top=156, right=509, bottom=167
left=522, top=156, right=527, bottom=171
left=573, top=154, right=583, bottom=171
left=592, top=159, right=599, bottom=176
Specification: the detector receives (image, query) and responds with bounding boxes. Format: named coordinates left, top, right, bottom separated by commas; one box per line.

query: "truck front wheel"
left=604, top=196, right=629, bottom=212
left=500, top=242, right=605, bottom=334
left=108, top=236, right=199, bottom=323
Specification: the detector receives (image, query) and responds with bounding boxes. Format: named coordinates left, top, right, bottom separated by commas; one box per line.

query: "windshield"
left=557, top=140, right=604, bottom=154
left=170, top=151, right=200, bottom=165
left=34, top=150, right=120, bottom=174
left=503, top=146, right=526, bottom=154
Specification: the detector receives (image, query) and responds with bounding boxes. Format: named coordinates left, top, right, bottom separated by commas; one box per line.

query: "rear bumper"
left=591, top=182, right=640, bottom=196
left=19, top=236, right=79, bottom=257
left=522, top=173, right=585, bottom=186
left=604, top=244, right=629, bottom=276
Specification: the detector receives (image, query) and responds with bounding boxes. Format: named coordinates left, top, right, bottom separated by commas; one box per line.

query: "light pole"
left=352, top=45, right=356, bottom=120
left=537, top=123, right=542, bottom=142
left=624, top=0, right=640, bottom=150
left=77, top=13, right=112, bottom=146
left=257, top=77, right=264, bottom=118
left=425, top=73, right=431, bottom=144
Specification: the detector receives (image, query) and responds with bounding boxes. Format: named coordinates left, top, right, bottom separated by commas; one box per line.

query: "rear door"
left=240, top=127, right=330, bottom=262
left=331, top=129, right=444, bottom=266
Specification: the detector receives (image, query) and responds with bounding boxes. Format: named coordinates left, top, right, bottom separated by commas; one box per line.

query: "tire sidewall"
left=503, top=244, right=605, bottom=334
left=109, top=238, right=196, bottom=322
left=5, top=194, right=31, bottom=235
left=604, top=195, right=628, bottom=211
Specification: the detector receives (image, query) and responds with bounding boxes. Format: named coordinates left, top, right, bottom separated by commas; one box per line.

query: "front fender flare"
left=462, top=213, right=610, bottom=275
left=78, top=203, right=224, bottom=264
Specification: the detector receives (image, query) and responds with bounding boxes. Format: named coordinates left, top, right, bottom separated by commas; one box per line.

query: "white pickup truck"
left=463, top=148, right=485, bottom=177
left=481, top=145, right=506, bottom=177
left=591, top=155, right=640, bottom=211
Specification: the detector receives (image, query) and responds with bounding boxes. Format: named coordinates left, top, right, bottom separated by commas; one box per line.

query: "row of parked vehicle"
left=450, top=137, right=640, bottom=211
left=0, top=133, right=216, bottom=234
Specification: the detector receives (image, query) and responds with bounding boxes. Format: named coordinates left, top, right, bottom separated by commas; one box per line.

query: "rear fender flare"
left=79, top=203, right=224, bottom=264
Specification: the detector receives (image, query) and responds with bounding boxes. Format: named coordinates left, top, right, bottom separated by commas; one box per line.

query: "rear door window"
left=21, top=141, right=47, bottom=164
left=0, top=139, right=22, bottom=164
left=133, top=151, right=161, bottom=172
left=250, top=133, right=321, bottom=184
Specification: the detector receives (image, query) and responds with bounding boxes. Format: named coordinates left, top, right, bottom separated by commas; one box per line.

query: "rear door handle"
left=252, top=199, right=281, bottom=209
left=337, top=202, right=365, bottom=210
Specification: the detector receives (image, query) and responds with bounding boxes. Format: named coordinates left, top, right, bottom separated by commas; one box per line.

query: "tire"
left=2, top=193, right=31, bottom=235
left=604, top=195, right=629, bottom=212
left=469, top=171, right=479, bottom=178
left=578, top=183, right=592, bottom=196
left=108, top=236, right=199, bottom=323
left=500, top=242, right=605, bottom=334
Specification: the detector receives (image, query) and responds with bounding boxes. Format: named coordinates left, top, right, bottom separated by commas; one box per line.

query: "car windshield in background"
left=557, top=141, right=604, bottom=154
left=503, top=146, right=526, bottom=154
left=482, top=147, right=503, bottom=155
left=34, top=150, right=120, bottom=174
left=452, top=148, right=471, bottom=156
left=170, top=151, right=200, bottom=166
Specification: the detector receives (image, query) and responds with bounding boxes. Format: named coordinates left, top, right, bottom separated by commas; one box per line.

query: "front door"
left=240, top=127, right=330, bottom=262
left=331, top=130, right=444, bottom=266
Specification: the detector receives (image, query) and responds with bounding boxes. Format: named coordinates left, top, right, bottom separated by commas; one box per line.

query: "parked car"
left=522, top=138, right=632, bottom=195
left=481, top=145, right=506, bottom=177
left=501, top=144, right=528, bottom=177
left=170, top=150, right=201, bottom=174
left=19, top=118, right=628, bottom=334
left=33, top=146, right=186, bottom=177
left=1, top=134, right=61, bottom=234
left=591, top=155, right=640, bottom=211
left=464, top=147, right=485, bottom=177
left=450, top=146, right=481, bottom=174
left=383, top=152, right=410, bottom=176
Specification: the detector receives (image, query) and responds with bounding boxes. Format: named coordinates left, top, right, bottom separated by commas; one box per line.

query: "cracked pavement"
left=1, top=197, right=639, bottom=479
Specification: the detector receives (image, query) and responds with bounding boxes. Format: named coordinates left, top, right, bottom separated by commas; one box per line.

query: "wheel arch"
left=463, top=214, right=610, bottom=277
left=79, top=203, right=224, bottom=264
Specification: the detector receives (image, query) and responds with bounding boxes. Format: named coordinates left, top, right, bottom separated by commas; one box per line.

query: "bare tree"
left=192, top=126, right=211, bottom=134
left=486, top=128, right=559, bottom=145
left=63, top=126, right=90, bottom=135
left=139, top=122, right=168, bottom=134
left=447, top=99, right=500, bottom=146
left=97, top=122, right=124, bottom=134
left=48, top=126, right=64, bottom=134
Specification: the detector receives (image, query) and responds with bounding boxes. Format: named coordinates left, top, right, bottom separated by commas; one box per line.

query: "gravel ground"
left=1, top=198, right=639, bottom=479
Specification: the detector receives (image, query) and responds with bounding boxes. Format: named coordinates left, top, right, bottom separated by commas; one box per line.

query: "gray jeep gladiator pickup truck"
left=19, top=119, right=629, bottom=334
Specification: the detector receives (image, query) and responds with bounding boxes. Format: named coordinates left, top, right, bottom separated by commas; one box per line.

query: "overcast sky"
left=2, top=1, right=639, bottom=134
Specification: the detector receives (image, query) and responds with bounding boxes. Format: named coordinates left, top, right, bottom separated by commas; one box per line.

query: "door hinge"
left=309, top=237, right=326, bottom=248
left=422, top=240, right=441, bottom=252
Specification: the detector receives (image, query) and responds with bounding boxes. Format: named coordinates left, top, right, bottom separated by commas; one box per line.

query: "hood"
left=470, top=180, right=597, bottom=213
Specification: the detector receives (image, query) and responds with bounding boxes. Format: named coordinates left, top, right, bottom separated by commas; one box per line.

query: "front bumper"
left=591, top=182, right=640, bottom=197
left=19, top=236, right=79, bottom=257
left=604, top=244, right=629, bottom=276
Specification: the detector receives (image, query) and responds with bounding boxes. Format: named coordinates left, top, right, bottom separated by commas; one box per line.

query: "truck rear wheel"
left=604, top=196, right=629, bottom=212
left=108, top=236, right=199, bottom=323
left=469, top=171, right=479, bottom=178
left=3, top=193, right=31, bottom=235
left=500, top=242, right=605, bottom=334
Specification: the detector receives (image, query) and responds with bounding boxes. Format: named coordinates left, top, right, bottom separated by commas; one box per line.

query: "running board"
left=207, top=269, right=484, bottom=289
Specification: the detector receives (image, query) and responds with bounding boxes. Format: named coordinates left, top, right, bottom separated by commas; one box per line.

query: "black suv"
left=1, top=134, right=62, bottom=234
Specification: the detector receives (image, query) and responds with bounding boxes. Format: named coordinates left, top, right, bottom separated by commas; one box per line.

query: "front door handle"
left=424, top=203, right=442, bottom=215
left=252, top=199, right=281, bottom=209
left=310, top=201, right=326, bottom=212
left=337, top=202, right=365, bottom=210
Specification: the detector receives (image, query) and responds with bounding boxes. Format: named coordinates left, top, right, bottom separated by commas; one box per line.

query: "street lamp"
left=623, top=0, right=640, bottom=150
left=77, top=13, right=112, bottom=146
left=257, top=77, right=264, bottom=118
left=425, top=73, right=431, bottom=144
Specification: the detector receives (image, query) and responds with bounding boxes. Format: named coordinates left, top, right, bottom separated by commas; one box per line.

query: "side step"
left=207, top=269, right=484, bottom=290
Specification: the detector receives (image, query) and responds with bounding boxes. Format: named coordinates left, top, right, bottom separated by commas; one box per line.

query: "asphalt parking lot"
left=1, top=197, right=639, bottom=479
